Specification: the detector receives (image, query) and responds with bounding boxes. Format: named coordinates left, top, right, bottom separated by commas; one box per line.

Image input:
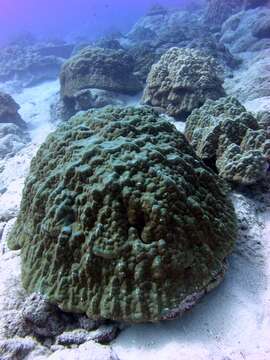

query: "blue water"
left=0, top=0, right=203, bottom=44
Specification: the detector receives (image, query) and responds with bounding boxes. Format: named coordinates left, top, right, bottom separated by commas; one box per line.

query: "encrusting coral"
left=8, top=106, right=237, bottom=322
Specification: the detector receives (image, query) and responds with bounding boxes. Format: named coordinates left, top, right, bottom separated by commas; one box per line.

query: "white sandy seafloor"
left=0, top=81, right=58, bottom=222
left=0, top=78, right=270, bottom=360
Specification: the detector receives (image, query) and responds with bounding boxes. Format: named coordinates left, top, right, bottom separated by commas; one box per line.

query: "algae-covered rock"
left=185, top=97, right=270, bottom=185
left=142, top=47, right=225, bottom=119
left=8, top=106, right=236, bottom=322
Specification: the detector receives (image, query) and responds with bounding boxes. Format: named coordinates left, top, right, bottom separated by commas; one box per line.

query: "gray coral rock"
left=205, top=0, right=269, bottom=29
left=0, top=123, right=30, bottom=159
left=142, top=47, right=225, bottom=119
left=252, top=15, right=270, bottom=39
left=185, top=96, right=270, bottom=185
left=221, top=7, right=270, bottom=53
left=204, top=0, right=243, bottom=28
left=56, top=324, right=119, bottom=346
left=0, top=92, right=26, bottom=128
left=126, top=9, right=237, bottom=74
left=0, top=45, right=64, bottom=87
left=0, top=92, right=29, bottom=159
left=257, top=111, right=270, bottom=130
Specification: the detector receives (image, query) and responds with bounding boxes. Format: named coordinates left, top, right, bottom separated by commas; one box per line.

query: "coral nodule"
left=185, top=97, right=270, bottom=185
left=142, top=47, right=225, bottom=119
left=8, top=106, right=236, bottom=323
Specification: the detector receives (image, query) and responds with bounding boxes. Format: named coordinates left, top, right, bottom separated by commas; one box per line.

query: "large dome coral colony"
left=8, top=107, right=236, bottom=322
left=1, top=0, right=270, bottom=358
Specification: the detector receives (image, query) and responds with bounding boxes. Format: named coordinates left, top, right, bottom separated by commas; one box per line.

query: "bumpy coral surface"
left=60, top=47, right=142, bottom=100
left=142, top=48, right=224, bottom=119
left=8, top=106, right=236, bottom=322
left=185, top=97, right=270, bottom=185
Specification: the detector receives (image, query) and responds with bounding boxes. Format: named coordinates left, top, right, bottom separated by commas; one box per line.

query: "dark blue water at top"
left=0, top=0, right=204, bottom=44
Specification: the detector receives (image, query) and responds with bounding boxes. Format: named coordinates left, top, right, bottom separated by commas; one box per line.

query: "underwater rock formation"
left=185, top=97, right=270, bottom=185
left=257, top=111, right=270, bottom=130
left=8, top=106, right=236, bottom=323
left=204, top=0, right=243, bottom=28
left=0, top=123, right=30, bottom=159
left=204, top=0, right=269, bottom=28
left=0, top=92, right=26, bottom=128
left=221, top=7, right=270, bottom=53
left=94, top=38, right=123, bottom=51
left=252, top=16, right=270, bottom=39
left=36, top=43, right=74, bottom=59
left=51, top=88, right=127, bottom=123
left=0, top=92, right=29, bottom=159
left=0, top=44, right=66, bottom=87
left=146, top=4, right=168, bottom=16
left=126, top=8, right=238, bottom=74
left=142, top=47, right=225, bottom=119
left=221, top=7, right=270, bottom=107
left=127, top=44, right=160, bottom=83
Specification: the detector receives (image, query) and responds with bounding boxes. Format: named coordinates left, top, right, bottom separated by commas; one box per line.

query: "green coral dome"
left=8, top=106, right=236, bottom=322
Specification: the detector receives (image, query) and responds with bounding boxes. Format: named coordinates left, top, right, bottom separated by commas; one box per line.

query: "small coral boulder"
left=185, top=97, right=270, bottom=185
left=60, top=47, right=142, bottom=99
left=142, top=47, right=224, bottom=119
left=8, top=106, right=236, bottom=322
left=0, top=91, right=26, bottom=128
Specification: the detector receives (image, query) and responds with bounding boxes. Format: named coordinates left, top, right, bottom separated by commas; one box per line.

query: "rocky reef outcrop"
left=221, top=7, right=270, bottom=54
left=0, top=91, right=26, bottom=128
left=127, top=44, right=160, bottom=84
left=185, top=96, right=270, bottom=185
left=8, top=106, right=236, bottom=323
left=204, top=0, right=269, bottom=28
left=0, top=92, right=29, bottom=159
left=125, top=8, right=238, bottom=74
left=142, top=47, right=225, bottom=119
left=204, top=0, right=243, bottom=29
left=220, top=7, right=270, bottom=109
left=0, top=44, right=72, bottom=89
left=0, top=123, right=30, bottom=160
